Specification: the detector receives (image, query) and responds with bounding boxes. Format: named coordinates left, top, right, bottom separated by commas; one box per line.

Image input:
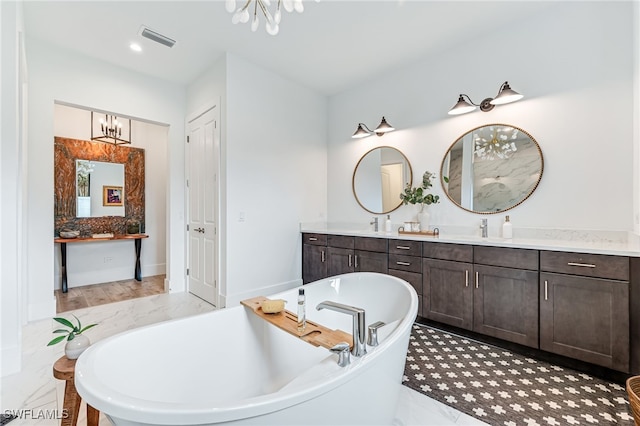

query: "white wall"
left=634, top=0, right=640, bottom=234
left=52, top=104, right=168, bottom=288
left=1, top=0, right=27, bottom=377
left=26, top=38, right=185, bottom=320
left=187, top=53, right=328, bottom=307
left=327, top=2, right=635, bottom=236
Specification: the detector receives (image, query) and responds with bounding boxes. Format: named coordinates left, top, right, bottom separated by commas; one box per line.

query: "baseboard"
left=1, top=344, right=21, bottom=377
left=223, top=279, right=302, bottom=308
left=28, top=297, right=56, bottom=322
left=55, top=263, right=167, bottom=290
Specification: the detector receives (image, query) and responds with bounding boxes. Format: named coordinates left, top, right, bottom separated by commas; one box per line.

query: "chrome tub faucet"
left=316, top=300, right=367, bottom=357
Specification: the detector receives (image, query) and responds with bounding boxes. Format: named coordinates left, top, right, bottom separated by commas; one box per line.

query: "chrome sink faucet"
left=316, top=301, right=367, bottom=357
left=480, top=218, right=488, bottom=238
left=370, top=217, right=379, bottom=232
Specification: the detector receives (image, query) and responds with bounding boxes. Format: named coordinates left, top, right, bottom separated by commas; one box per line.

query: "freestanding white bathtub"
left=75, top=272, right=418, bottom=425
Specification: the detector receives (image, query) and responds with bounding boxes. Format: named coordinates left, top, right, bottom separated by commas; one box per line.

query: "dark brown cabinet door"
left=327, top=246, right=355, bottom=276
left=540, top=272, right=630, bottom=372
left=473, top=264, right=539, bottom=348
left=423, top=258, right=473, bottom=330
left=355, top=250, right=388, bottom=274
left=302, top=244, right=327, bottom=284
left=388, top=269, right=422, bottom=317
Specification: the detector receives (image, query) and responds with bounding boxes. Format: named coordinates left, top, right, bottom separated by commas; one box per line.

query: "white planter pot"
left=65, top=334, right=90, bottom=359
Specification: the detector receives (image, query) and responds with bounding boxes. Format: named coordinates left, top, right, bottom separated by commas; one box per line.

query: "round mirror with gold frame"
left=352, top=146, right=413, bottom=214
left=441, top=124, right=543, bottom=214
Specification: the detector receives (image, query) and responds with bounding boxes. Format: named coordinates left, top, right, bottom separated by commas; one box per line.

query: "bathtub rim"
left=75, top=272, right=418, bottom=425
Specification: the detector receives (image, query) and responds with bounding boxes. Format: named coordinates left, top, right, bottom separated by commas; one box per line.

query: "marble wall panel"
left=54, top=137, right=145, bottom=236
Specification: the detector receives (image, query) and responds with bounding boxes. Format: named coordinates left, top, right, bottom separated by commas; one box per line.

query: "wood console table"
left=54, top=234, right=149, bottom=293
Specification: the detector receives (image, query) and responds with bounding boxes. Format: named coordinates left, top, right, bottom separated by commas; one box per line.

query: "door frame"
left=185, top=99, right=222, bottom=307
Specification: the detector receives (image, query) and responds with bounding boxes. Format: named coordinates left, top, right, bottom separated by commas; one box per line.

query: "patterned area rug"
left=403, top=324, right=634, bottom=425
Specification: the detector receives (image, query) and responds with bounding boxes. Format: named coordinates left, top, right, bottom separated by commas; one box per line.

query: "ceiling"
left=22, top=1, right=555, bottom=96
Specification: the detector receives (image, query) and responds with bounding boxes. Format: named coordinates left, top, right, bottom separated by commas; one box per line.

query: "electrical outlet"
left=104, top=256, right=113, bottom=263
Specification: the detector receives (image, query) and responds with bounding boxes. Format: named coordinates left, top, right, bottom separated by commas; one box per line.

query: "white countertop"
left=300, top=223, right=640, bottom=257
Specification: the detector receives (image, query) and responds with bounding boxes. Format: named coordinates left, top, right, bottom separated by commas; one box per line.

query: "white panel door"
left=187, top=107, right=219, bottom=305
left=381, top=163, right=403, bottom=212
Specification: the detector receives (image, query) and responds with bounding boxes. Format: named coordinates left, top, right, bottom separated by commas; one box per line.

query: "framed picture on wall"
left=103, top=185, right=123, bottom=206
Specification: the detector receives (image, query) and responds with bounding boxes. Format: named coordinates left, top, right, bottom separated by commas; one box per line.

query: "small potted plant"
left=399, top=170, right=440, bottom=230
left=47, top=315, right=97, bottom=359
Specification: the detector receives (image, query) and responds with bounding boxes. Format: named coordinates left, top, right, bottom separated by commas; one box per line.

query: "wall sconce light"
left=448, top=81, right=523, bottom=116
left=91, top=111, right=132, bottom=145
left=352, top=116, right=395, bottom=139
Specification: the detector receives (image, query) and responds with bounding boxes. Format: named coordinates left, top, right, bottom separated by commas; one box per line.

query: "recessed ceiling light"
left=130, top=43, right=142, bottom=52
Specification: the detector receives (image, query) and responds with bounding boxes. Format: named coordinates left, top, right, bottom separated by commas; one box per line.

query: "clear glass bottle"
left=297, top=288, right=306, bottom=332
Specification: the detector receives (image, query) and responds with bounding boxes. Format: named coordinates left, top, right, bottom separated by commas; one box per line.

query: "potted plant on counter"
left=399, top=170, right=440, bottom=230
left=47, top=315, right=98, bottom=359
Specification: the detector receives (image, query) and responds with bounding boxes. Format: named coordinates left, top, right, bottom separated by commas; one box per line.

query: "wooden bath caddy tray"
left=241, top=296, right=353, bottom=350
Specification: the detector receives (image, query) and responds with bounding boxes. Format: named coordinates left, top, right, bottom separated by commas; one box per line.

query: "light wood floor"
left=55, top=275, right=166, bottom=313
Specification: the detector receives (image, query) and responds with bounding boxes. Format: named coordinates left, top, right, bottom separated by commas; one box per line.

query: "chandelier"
left=226, top=0, right=306, bottom=35
left=90, top=112, right=131, bottom=146
left=473, top=126, right=518, bottom=160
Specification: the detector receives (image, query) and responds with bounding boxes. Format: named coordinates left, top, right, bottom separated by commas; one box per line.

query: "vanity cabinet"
left=473, top=246, right=539, bottom=348
left=302, top=233, right=328, bottom=284
left=387, top=240, right=423, bottom=316
left=326, top=235, right=388, bottom=277
left=301, top=231, right=638, bottom=373
left=539, top=251, right=630, bottom=372
left=422, top=242, right=474, bottom=330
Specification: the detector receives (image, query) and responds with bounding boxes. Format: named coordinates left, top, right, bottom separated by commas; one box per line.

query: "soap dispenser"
left=502, top=215, right=513, bottom=239
left=385, top=215, right=392, bottom=233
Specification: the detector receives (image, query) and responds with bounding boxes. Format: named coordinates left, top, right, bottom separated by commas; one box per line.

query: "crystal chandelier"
left=226, top=0, right=305, bottom=35
left=473, top=126, right=518, bottom=160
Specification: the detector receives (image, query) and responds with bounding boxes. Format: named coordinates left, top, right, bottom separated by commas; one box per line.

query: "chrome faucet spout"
left=316, top=301, right=367, bottom=357
left=480, top=218, right=488, bottom=238
left=370, top=217, right=379, bottom=232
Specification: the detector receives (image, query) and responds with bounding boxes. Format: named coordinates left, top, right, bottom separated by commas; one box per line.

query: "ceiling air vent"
left=139, top=25, right=176, bottom=48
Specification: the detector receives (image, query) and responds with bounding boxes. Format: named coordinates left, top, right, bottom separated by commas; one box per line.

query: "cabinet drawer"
left=302, top=233, right=327, bottom=246
left=540, top=251, right=629, bottom=281
left=389, top=240, right=422, bottom=256
left=327, top=235, right=354, bottom=249
left=475, top=246, right=538, bottom=270
left=422, top=242, right=473, bottom=262
left=355, top=237, right=388, bottom=253
left=388, top=254, right=422, bottom=273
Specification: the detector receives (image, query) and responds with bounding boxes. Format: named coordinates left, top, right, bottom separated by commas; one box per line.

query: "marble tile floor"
left=1, top=292, right=487, bottom=426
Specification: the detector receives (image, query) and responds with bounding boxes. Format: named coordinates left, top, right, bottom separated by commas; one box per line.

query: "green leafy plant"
left=47, top=315, right=97, bottom=346
left=400, top=171, right=441, bottom=208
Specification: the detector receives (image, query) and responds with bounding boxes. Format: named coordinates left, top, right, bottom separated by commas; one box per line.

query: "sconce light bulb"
left=490, top=82, right=523, bottom=105
left=448, top=95, right=476, bottom=115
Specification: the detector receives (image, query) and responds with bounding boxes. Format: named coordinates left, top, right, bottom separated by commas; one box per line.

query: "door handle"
left=355, top=255, right=359, bottom=268
left=348, top=254, right=352, bottom=267
left=195, top=227, right=205, bottom=233
left=544, top=280, right=548, bottom=301
left=475, top=271, right=479, bottom=289
left=465, top=270, right=469, bottom=287
left=321, top=250, right=325, bottom=263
